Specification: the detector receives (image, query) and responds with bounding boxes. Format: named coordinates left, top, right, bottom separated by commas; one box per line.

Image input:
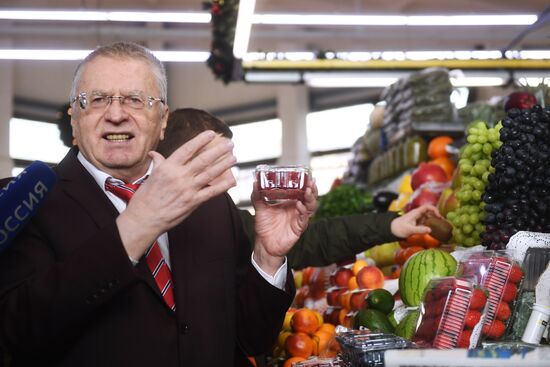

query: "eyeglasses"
left=71, top=92, right=165, bottom=111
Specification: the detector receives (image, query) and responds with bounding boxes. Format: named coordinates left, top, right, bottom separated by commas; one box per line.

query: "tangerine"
left=428, top=136, right=453, bottom=159
left=285, top=332, right=314, bottom=358
left=318, top=323, right=336, bottom=335
left=290, top=309, right=319, bottom=334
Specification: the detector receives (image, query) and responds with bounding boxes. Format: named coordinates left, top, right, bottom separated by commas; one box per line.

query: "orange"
left=283, top=356, right=306, bottom=367
left=428, top=136, right=453, bottom=159
left=405, top=233, right=425, bottom=247
left=318, top=323, right=336, bottom=335
left=422, top=233, right=441, bottom=249
left=430, top=156, right=456, bottom=179
left=285, top=332, right=314, bottom=358
left=348, top=276, right=359, bottom=290
left=352, top=259, right=368, bottom=275
left=312, top=330, right=334, bottom=356
left=290, top=309, right=319, bottom=334
left=247, top=356, right=257, bottom=367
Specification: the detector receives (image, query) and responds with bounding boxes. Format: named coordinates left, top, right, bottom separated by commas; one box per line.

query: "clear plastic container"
left=412, top=276, right=488, bottom=349
left=456, top=250, right=523, bottom=341
left=336, top=330, right=413, bottom=367
left=254, top=165, right=311, bottom=204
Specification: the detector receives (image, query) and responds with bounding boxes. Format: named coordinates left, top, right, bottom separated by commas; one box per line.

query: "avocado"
left=353, top=309, right=395, bottom=333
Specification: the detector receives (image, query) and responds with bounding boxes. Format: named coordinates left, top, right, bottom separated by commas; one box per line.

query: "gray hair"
left=69, top=42, right=167, bottom=104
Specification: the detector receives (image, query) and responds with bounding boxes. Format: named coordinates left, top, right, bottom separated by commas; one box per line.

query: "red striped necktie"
left=105, top=179, right=176, bottom=311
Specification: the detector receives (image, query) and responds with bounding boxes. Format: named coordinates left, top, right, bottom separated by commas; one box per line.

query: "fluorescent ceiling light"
left=244, top=71, right=301, bottom=83
left=306, top=76, right=399, bottom=88
left=233, top=0, right=256, bottom=59
left=0, top=10, right=210, bottom=23
left=0, top=49, right=209, bottom=62
left=252, top=13, right=537, bottom=26
left=0, top=10, right=536, bottom=27
left=303, top=72, right=407, bottom=88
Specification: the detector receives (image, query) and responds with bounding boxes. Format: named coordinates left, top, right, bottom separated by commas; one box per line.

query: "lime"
left=366, top=288, right=395, bottom=315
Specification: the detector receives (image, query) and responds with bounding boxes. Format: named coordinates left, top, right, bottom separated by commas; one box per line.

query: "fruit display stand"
left=275, top=90, right=550, bottom=366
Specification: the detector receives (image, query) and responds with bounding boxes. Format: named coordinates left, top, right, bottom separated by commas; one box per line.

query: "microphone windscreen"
left=0, top=161, right=57, bottom=253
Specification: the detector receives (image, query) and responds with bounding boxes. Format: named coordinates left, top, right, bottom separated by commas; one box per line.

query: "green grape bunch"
left=446, top=121, right=502, bottom=247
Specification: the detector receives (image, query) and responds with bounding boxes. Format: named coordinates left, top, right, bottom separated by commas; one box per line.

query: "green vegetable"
left=314, top=184, right=373, bottom=220
left=353, top=309, right=395, bottom=333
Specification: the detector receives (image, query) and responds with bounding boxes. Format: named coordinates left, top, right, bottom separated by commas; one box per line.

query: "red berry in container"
left=502, top=283, right=518, bottom=303
left=464, top=310, right=481, bottom=329
left=469, top=288, right=487, bottom=310
left=496, top=301, right=511, bottom=321
left=508, top=265, right=523, bottom=284
left=482, top=319, right=506, bottom=339
left=457, top=329, right=472, bottom=348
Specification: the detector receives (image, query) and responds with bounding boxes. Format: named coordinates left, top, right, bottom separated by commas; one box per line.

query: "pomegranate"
left=411, top=163, right=449, bottom=190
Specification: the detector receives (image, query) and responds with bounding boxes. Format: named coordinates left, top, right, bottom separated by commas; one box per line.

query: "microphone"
left=0, top=161, right=57, bottom=253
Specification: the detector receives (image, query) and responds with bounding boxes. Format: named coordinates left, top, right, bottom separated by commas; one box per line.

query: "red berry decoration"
left=469, top=288, right=487, bottom=310
left=496, top=302, right=512, bottom=321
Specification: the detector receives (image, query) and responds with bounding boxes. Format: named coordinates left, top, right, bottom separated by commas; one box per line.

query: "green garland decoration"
left=202, top=0, right=240, bottom=84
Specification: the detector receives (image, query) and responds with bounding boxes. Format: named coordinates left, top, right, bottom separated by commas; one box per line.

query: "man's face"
left=70, top=56, right=168, bottom=181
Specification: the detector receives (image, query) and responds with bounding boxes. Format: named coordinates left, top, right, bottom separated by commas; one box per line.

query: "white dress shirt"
left=77, top=152, right=287, bottom=289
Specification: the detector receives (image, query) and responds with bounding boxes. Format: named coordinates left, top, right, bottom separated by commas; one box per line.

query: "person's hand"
left=116, top=131, right=237, bottom=259
left=251, top=179, right=317, bottom=275
left=390, top=204, right=441, bottom=239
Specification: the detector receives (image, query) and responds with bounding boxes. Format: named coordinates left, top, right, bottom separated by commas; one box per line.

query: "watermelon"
left=399, top=249, right=457, bottom=307
left=395, top=309, right=420, bottom=340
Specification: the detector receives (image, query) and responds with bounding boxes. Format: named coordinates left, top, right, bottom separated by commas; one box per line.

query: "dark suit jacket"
left=0, top=148, right=293, bottom=367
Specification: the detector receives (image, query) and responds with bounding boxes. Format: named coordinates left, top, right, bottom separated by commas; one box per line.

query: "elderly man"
left=0, top=42, right=316, bottom=367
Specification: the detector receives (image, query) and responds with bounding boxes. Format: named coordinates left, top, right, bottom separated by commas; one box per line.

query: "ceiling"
left=1, top=0, right=549, bottom=55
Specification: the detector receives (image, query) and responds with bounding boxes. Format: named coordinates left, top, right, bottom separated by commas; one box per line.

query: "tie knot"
left=105, top=180, right=141, bottom=203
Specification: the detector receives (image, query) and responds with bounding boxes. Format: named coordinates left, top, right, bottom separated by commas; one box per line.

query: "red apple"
left=409, top=189, right=441, bottom=211
left=326, top=287, right=347, bottom=307
left=331, top=267, right=354, bottom=288
left=350, top=289, right=370, bottom=311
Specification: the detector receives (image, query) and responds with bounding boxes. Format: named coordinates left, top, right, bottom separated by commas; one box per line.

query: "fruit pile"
left=481, top=105, right=550, bottom=249
left=446, top=121, right=502, bottom=247
left=324, top=260, right=386, bottom=327
left=413, top=277, right=487, bottom=349
left=273, top=308, right=339, bottom=364
left=458, top=252, right=523, bottom=340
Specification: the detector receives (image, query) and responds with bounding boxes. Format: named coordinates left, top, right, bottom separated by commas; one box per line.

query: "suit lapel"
left=55, top=148, right=166, bottom=306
